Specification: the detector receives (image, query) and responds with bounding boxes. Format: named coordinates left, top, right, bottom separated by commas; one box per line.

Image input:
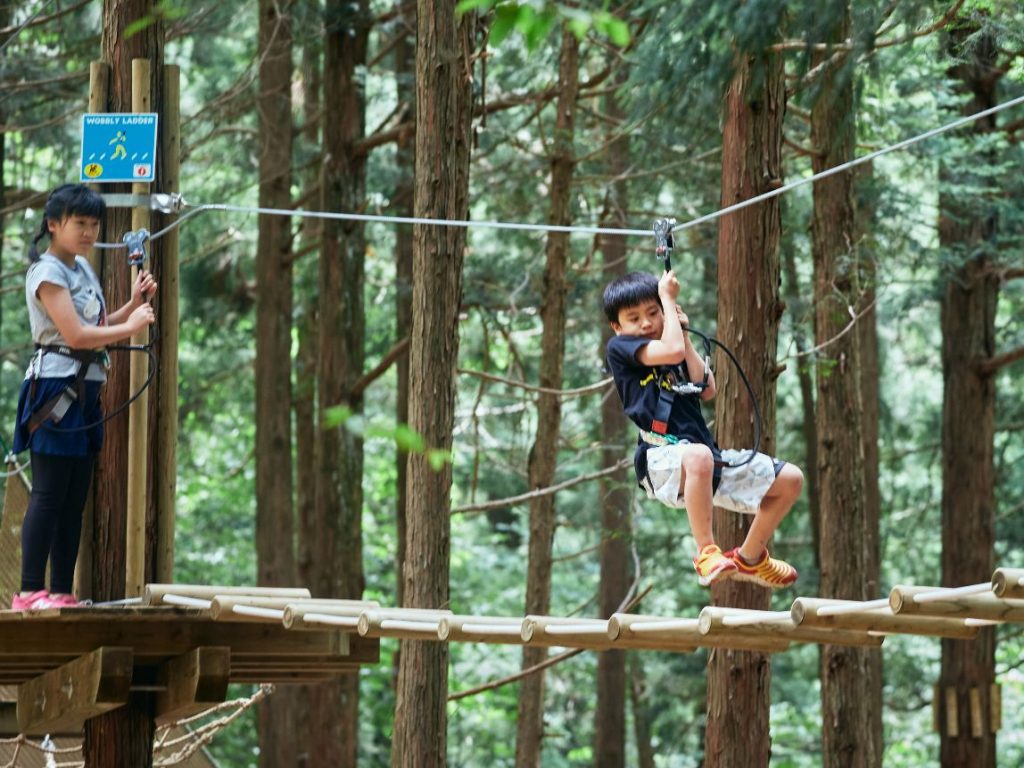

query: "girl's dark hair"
left=28, top=184, right=106, bottom=262
left=602, top=271, right=662, bottom=323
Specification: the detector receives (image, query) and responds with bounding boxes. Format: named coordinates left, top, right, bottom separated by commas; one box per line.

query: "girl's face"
left=47, top=214, right=100, bottom=259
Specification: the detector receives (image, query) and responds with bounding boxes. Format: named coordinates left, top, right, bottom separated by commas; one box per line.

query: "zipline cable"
left=668, top=91, right=1024, bottom=237
left=89, top=92, right=1024, bottom=251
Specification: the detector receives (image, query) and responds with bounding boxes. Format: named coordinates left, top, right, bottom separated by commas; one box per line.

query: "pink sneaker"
left=47, top=593, right=83, bottom=608
left=11, top=590, right=50, bottom=610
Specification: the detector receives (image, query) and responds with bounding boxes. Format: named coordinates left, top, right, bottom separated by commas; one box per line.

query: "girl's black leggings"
left=21, top=451, right=95, bottom=594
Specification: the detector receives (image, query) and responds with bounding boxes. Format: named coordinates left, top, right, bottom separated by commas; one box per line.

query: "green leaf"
left=489, top=3, right=520, bottom=46
left=123, top=14, right=157, bottom=38
left=427, top=449, right=454, bottom=471
left=392, top=424, right=427, bottom=453
left=456, top=0, right=495, bottom=14
left=605, top=18, right=631, bottom=47
left=323, top=404, right=354, bottom=429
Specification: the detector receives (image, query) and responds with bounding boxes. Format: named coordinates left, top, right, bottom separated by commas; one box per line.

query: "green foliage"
left=1, top=0, right=1024, bottom=765
left=456, top=1, right=630, bottom=50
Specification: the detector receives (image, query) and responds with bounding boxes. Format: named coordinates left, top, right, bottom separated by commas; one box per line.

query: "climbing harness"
left=645, top=219, right=762, bottom=468
left=26, top=229, right=158, bottom=436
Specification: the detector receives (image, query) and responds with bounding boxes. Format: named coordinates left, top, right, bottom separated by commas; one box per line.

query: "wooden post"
left=75, top=60, right=111, bottom=602
left=155, top=647, right=230, bottom=725
left=17, top=647, right=133, bottom=735
left=125, top=58, right=151, bottom=598
left=945, top=687, right=959, bottom=737
left=155, top=64, right=180, bottom=584
left=969, top=687, right=984, bottom=738
left=990, top=684, right=1001, bottom=733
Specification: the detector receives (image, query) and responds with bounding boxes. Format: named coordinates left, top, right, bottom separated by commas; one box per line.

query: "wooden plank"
left=155, top=647, right=230, bottom=726
left=17, top=646, right=132, bottom=735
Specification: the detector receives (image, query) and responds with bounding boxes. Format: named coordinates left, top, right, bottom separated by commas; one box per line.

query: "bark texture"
left=938, top=21, right=999, bottom=767
left=810, top=12, right=880, bottom=766
left=515, top=25, right=579, bottom=768
left=705, top=48, right=784, bottom=768
left=594, top=72, right=631, bottom=768
left=255, top=1, right=298, bottom=764
left=391, top=2, right=473, bottom=765
left=86, top=2, right=164, bottom=765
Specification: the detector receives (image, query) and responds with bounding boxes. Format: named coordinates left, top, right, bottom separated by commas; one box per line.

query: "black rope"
left=686, top=326, right=763, bottom=469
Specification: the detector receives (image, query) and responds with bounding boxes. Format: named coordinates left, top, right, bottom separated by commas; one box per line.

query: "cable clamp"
left=122, top=229, right=150, bottom=267
left=102, top=193, right=185, bottom=213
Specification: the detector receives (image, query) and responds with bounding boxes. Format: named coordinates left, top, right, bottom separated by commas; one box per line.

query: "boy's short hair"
left=602, top=271, right=661, bottom=323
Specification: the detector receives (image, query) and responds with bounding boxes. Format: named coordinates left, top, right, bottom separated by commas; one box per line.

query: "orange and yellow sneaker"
left=724, top=548, right=798, bottom=589
left=693, top=544, right=738, bottom=587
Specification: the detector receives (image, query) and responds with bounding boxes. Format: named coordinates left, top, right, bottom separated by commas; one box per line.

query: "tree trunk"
left=938, top=21, right=999, bottom=767
left=629, top=655, right=656, bottom=768
left=255, top=1, right=297, bottom=765
left=594, top=72, right=631, bottom=768
left=391, top=2, right=473, bottom=765
left=810, top=11, right=879, bottom=766
left=86, top=1, right=163, bottom=765
left=781, top=247, right=820, bottom=566
left=310, top=2, right=370, bottom=765
left=855, top=164, right=884, bottom=766
left=705, top=47, right=784, bottom=768
left=515, top=25, right=579, bottom=768
left=394, top=0, right=415, bottom=618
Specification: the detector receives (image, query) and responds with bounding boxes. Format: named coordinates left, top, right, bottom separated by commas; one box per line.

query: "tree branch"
left=977, top=345, right=1024, bottom=376
left=350, top=336, right=411, bottom=401
left=447, top=584, right=652, bottom=702
left=458, top=368, right=613, bottom=398
left=0, top=0, right=91, bottom=37
left=453, top=458, right=631, bottom=514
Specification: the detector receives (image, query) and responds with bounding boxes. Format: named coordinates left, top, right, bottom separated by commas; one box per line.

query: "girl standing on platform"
left=10, top=184, right=156, bottom=610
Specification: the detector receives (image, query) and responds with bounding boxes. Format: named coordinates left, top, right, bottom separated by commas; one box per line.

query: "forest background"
left=1, top=0, right=1024, bottom=766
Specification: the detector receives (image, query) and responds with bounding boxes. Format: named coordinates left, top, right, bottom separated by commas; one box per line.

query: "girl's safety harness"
left=26, top=345, right=108, bottom=434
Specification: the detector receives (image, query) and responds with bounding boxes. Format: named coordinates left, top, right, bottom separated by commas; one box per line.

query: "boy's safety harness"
left=643, top=219, right=763, bottom=469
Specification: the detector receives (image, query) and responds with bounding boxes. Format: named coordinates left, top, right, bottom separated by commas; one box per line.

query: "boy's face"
left=611, top=299, right=664, bottom=339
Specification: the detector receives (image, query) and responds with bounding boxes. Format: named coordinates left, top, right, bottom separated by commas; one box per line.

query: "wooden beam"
left=155, top=646, right=230, bottom=726
left=699, top=607, right=882, bottom=648
left=17, top=646, right=132, bottom=735
left=609, top=612, right=788, bottom=653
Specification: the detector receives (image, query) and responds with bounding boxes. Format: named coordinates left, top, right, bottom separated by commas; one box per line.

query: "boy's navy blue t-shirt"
left=605, top=334, right=720, bottom=486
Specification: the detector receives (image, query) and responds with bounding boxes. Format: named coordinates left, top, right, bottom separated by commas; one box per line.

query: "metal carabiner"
left=653, top=218, right=676, bottom=272
left=122, top=228, right=150, bottom=268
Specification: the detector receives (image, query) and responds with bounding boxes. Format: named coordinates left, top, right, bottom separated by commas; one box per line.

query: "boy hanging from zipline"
left=603, top=267, right=802, bottom=588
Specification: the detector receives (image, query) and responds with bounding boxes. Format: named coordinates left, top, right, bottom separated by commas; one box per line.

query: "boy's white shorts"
left=641, top=443, right=781, bottom=515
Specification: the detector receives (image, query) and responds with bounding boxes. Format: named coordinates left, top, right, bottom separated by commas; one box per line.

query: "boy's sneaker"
left=693, top=544, right=738, bottom=586
left=725, top=548, right=798, bottom=589
left=11, top=590, right=50, bottom=610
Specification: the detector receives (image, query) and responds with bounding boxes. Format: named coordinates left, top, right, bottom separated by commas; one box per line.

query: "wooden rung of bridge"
left=889, top=585, right=1024, bottom=622
left=699, top=606, right=883, bottom=648
left=607, top=613, right=785, bottom=653
left=143, top=583, right=312, bottom=606
left=791, top=598, right=980, bottom=638
left=991, top=568, right=1024, bottom=600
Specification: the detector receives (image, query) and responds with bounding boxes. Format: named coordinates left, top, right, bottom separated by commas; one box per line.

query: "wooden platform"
left=0, top=602, right=379, bottom=736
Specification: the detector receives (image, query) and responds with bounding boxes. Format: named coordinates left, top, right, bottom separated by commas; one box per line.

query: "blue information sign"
left=80, top=113, right=159, bottom=183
